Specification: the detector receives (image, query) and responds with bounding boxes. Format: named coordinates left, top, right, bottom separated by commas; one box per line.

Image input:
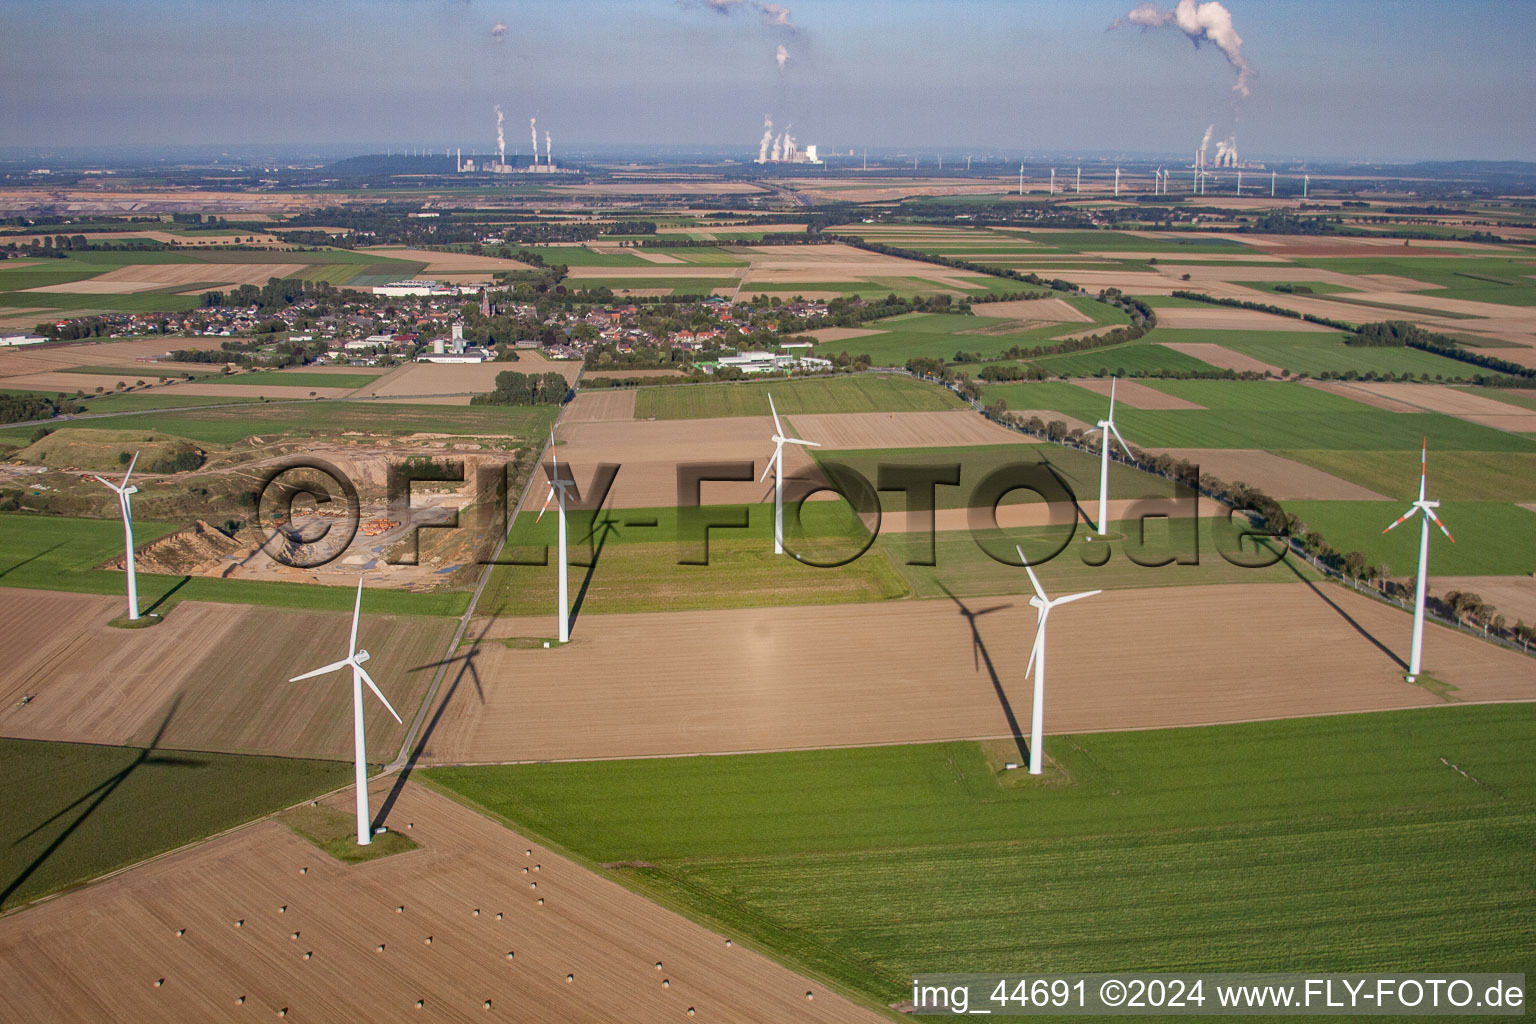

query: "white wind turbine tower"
left=1114, top=166, right=1121, bottom=196
left=537, top=427, right=576, bottom=644
left=1075, top=166, right=1081, bottom=193
left=1271, top=170, right=1276, bottom=197
left=1049, top=168, right=1055, bottom=194
left=1084, top=378, right=1134, bottom=536
left=761, top=394, right=819, bottom=556
left=1382, top=438, right=1455, bottom=682
left=290, top=579, right=401, bottom=846
left=94, top=451, right=141, bottom=621
left=1018, top=553, right=1099, bottom=776
left=1303, top=174, right=1310, bottom=198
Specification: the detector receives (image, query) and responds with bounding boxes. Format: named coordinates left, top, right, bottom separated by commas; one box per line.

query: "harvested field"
left=785, top=410, right=1037, bottom=450
left=564, top=390, right=637, bottom=423
left=801, top=327, right=888, bottom=343
left=420, top=582, right=1536, bottom=763
left=1073, top=378, right=1205, bottom=410
left=1340, top=382, right=1536, bottom=432
left=1429, top=576, right=1536, bottom=626
left=1159, top=343, right=1285, bottom=376
left=1303, top=380, right=1422, bottom=413
left=360, top=246, right=532, bottom=273
left=27, top=263, right=304, bottom=293
left=0, top=781, right=877, bottom=1024
left=1145, top=449, right=1390, bottom=500
left=356, top=357, right=576, bottom=400
left=555, top=416, right=821, bottom=509
left=583, top=367, right=685, bottom=379
left=731, top=243, right=997, bottom=290
left=2, top=372, right=185, bottom=394
left=0, top=591, right=453, bottom=761
left=971, top=298, right=1092, bottom=322
left=1153, top=308, right=1336, bottom=332
left=630, top=250, right=685, bottom=264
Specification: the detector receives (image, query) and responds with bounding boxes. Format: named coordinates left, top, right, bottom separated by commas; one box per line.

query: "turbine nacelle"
left=355, top=649, right=370, bottom=665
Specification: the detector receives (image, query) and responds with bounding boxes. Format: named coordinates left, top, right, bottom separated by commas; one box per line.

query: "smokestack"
left=758, top=116, right=773, bottom=163
left=456, top=147, right=461, bottom=173
left=495, top=106, right=505, bottom=167
left=545, top=131, right=552, bottom=169
left=530, top=117, right=539, bottom=168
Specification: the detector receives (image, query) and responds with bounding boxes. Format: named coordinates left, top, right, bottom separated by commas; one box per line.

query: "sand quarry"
left=418, top=582, right=1535, bottom=764
left=0, top=781, right=879, bottom=1024
left=0, top=590, right=453, bottom=761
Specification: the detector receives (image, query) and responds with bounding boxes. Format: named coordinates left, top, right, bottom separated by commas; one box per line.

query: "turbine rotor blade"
left=357, top=664, right=402, bottom=723
left=349, top=577, right=363, bottom=655
left=1109, top=423, right=1132, bottom=455
left=289, top=657, right=352, bottom=682
left=1051, top=589, right=1102, bottom=608
left=1428, top=511, right=1455, bottom=543
left=536, top=484, right=555, bottom=522
left=122, top=451, right=139, bottom=487
left=93, top=475, right=119, bottom=491
left=1381, top=506, right=1421, bottom=534
left=759, top=443, right=782, bottom=483
left=1017, top=547, right=1049, bottom=602
left=768, top=394, right=783, bottom=438
left=782, top=437, right=820, bottom=447
left=1024, top=625, right=1044, bottom=680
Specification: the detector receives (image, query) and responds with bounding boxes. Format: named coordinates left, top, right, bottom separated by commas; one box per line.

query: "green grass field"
left=218, top=370, right=382, bottom=389
left=1291, top=255, right=1536, bottom=306
left=1139, top=328, right=1478, bottom=378
left=567, top=276, right=741, bottom=295
left=1279, top=500, right=1536, bottom=576
left=1029, top=341, right=1222, bottom=377
left=632, top=374, right=965, bottom=419
left=0, top=514, right=469, bottom=615
left=0, top=738, right=350, bottom=911
left=427, top=704, right=1536, bottom=1008
left=1278, top=449, right=1536, bottom=503
left=814, top=309, right=1127, bottom=366
left=0, top=399, right=557, bottom=447
left=482, top=501, right=909, bottom=618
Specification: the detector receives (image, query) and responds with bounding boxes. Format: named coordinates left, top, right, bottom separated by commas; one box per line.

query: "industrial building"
left=417, top=323, right=490, bottom=363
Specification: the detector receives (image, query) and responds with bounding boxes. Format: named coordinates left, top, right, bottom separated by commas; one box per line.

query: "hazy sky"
left=2, top=0, right=1532, bottom=162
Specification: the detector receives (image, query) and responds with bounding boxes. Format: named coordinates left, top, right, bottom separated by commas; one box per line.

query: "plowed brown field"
left=0, top=591, right=453, bottom=761
left=419, top=582, right=1535, bottom=764
left=0, top=782, right=879, bottom=1024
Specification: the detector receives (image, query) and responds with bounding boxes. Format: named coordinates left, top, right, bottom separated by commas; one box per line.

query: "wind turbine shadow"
left=0, top=541, right=65, bottom=579
left=568, top=515, right=619, bottom=635
left=938, top=583, right=1028, bottom=766
left=2, top=695, right=202, bottom=910
left=1280, top=554, right=1409, bottom=671
left=1035, top=451, right=1097, bottom=530
left=142, top=575, right=192, bottom=617
left=374, top=615, right=496, bottom=830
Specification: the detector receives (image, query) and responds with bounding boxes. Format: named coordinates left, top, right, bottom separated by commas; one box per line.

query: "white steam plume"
left=495, top=105, right=505, bottom=166
left=775, top=43, right=788, bottom=70
left=758, top=115, right=774, bottom=162
left=699, top=0, right=798, bottom=31
left=489, top=21, right=507, bottom=42
left=545, top=130, right=552, bottom=167
left=529, top=117, right=538, bottom=167
left=1112, top=0, right=1252, bottom=97
left=1197, top=123, right=1213, bottom=168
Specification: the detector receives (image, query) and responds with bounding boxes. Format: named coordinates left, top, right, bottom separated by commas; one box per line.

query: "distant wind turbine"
left=289, top=579, right=401, bottom=846
left=1084, top=378, right=1134, bottom=536
left=761, top=395, right=820, bottom=556
left=538, top=427, right=576, bottom=643
left=94, top=451, right=140, bottom=620
left=1381, top=438, right=1454, bottom=681
left=1018, top=553, right=1100, bottom=775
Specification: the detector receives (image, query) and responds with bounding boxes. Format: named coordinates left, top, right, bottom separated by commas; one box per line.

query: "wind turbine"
left=1114, top=165, right=1121, bottom=197
left=1084, top=378, right=1134, bottom=536
left=1018, top=552, right=1100, bottom=775
left=538, top=427, right=576, bottom=644
left=1381, top=438, right=1454, bottom=682
left=94, top=451, right=140, bottom=621
left=290, top=579, right=401, bottom=846
left=761, top=394, right=819, bottom=556
left=1075, top=166, right=1081, bottom=193
left=1049, top=168, right=1055, bottom=194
